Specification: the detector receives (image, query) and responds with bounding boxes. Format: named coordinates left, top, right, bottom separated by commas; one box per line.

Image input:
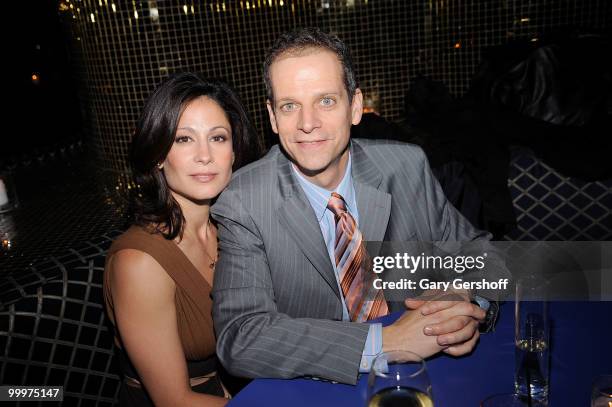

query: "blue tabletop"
left=229, top=302, right=612, bottom=406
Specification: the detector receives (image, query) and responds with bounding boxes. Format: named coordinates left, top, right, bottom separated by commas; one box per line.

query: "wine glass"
left=366, top=350, right=433, bottom=407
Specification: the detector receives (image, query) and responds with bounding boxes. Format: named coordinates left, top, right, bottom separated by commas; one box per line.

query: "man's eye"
left=281, top=103, right=296, bottom=112
left=321, top=97, right=336, bottom=107
left=175, top=135, right=191, bottom=143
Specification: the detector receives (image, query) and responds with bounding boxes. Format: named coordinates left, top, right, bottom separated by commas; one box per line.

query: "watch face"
left=478, top=300, right=500, bottom=333
left=472, top=295, right=491, bottom=311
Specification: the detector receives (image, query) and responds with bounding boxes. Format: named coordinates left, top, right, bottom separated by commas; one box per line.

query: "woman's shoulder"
left=105, top=232, right=176, bottom=307
left=108, top=247, right=173, bottom=288
left=106, top=225, right=174, bottom=280
left=108, top=225, right=167, bottom=255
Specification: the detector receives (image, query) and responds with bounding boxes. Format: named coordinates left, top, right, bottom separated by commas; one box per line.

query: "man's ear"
left=266, top=100, right=279, bottom=134
left=350, top=88, right=364, bottom=126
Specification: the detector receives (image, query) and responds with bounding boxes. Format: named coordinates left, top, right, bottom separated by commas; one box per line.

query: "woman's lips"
left=190, top=173, right=217, bottom=182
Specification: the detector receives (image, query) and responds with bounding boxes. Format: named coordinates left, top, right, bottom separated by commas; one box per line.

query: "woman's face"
left=161, top=96, right=234, bottom=204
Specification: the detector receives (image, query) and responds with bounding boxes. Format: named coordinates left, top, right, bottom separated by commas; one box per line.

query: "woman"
left=104, top=73, right=261, bottom=406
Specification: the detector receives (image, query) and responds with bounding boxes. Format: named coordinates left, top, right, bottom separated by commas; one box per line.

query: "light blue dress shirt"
left=291, top=153, right=382, bottom=373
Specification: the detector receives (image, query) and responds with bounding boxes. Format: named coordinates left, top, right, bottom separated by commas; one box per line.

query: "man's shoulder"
left=212, top=148, right=283, bottom=218
left=225, top=145, right=281, bottom=192
left=352, top=138, right=427, bottom=168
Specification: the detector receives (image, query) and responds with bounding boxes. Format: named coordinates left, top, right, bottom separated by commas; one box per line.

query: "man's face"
left=266, top=49, right=363, bottom=189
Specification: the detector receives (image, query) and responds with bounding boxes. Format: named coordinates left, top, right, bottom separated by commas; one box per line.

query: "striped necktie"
left=327, top=192, right=389, bottom=322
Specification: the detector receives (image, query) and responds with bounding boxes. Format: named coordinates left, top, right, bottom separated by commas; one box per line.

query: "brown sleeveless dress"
left=103, top=225, right=224, bottom=406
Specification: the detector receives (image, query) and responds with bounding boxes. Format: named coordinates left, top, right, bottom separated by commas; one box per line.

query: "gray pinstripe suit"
left=211, top=138, right=492, bottom=385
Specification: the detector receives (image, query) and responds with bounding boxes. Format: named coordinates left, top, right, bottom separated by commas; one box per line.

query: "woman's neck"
left=171, top=192, right=211, bottom=244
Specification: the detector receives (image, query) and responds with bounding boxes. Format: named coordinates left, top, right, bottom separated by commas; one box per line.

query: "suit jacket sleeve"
left=211, top=188, right=371, bottom=385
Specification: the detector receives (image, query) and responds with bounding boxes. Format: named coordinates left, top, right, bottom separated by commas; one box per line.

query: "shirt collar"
left=292, top=152, right=355, bottom=223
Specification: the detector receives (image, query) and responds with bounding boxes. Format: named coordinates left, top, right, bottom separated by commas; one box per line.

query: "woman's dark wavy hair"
left=130, top=73, right=263, bottom=240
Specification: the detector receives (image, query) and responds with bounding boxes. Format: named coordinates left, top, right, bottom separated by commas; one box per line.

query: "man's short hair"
left=263, top=27, right=358, bottom=105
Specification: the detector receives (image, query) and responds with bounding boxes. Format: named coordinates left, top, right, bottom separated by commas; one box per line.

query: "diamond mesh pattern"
left=506, top=152, right=612, bottom=241
left=0, top=232, right=122, bottom=407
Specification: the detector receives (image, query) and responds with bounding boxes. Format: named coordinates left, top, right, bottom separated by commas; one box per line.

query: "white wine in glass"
left=367, top=350, right=433, bottom=407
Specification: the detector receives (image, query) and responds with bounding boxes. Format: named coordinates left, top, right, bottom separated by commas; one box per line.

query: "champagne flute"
left=515, top=276, right=550, bottom=403
left=367, top=350, right=433, bottom=407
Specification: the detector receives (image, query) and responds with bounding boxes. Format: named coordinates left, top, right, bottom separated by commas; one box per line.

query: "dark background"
left=4, top=1, right=81, bottom=162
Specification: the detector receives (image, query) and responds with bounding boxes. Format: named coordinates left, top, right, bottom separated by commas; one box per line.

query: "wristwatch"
left=471, top=295, right=499, bottom=333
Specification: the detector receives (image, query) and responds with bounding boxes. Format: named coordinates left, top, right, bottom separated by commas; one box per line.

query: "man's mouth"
left=296, top=140, right=327, bottom=148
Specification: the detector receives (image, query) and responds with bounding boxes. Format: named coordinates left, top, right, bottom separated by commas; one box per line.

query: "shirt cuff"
left=359, top=323, right=383, bottom=372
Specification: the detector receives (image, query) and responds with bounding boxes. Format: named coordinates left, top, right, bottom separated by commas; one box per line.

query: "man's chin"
left=294, top=161, right=328, bottom=178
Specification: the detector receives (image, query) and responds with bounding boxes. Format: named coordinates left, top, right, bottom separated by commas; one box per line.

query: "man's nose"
left=297, top=105, right=321, bottom=133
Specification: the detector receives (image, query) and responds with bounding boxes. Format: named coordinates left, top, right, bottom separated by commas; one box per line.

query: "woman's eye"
left=175, top=135, right=191, bottom=143
left=321, top=97, right=336, bottom=107
left=210, top=135, right=227, bottom=142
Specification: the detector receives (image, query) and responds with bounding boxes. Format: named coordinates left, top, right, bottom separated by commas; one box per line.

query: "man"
left=212, top=28, right=497, bottom=385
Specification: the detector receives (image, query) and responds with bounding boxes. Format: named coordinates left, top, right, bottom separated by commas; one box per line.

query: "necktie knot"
left=327, top=192, right=347, bottom=218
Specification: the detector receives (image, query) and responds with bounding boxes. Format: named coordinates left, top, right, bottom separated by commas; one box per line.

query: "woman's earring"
left=157, top=163, right=164, bottom=170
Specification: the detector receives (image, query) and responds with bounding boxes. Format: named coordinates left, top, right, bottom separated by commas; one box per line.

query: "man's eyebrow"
left=275, top=92, right=341, bottom=104
left=318, top=91, right=341, bottom=97
left=275, top=97, right=295, bottom=104
left=311, top=91, right=341, bottom=99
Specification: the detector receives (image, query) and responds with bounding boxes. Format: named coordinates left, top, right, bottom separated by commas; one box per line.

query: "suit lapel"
left=351, top=141, right=392, bottom=244
left=274, top=141, right=392, bottom=299
left=276, top=152, right=340, bottom=299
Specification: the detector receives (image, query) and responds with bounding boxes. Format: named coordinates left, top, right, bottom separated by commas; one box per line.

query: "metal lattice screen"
left=58, top=0, right=611, bottom=185
left=0, top=232, right=122, bottom=407
left=506, top=152, right=612, bottom=241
